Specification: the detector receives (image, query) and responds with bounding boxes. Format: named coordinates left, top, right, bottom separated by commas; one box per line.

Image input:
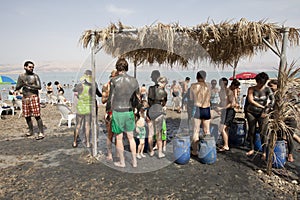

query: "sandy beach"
left=0, top=103, right=299, bottom=199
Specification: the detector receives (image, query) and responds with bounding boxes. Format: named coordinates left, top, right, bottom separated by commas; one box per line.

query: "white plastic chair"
left=0, top=101, right=15, bottom=118
left=57, top=94, right=71, bottom=106
left=13, top=99, right=22, bottom=118
left=49, top=94, right=58, bottom=105
left=56, top=104, right=76, bottom=128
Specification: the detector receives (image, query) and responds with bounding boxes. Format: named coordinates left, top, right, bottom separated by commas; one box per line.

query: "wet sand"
left=0, top=104, right=299, bottom=199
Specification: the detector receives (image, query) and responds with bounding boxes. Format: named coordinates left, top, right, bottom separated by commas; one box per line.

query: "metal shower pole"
left=91, top=33, right=97, bottom=156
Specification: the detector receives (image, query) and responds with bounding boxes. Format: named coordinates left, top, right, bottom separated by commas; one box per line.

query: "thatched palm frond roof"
left=79, top=18, right=300, bottom=68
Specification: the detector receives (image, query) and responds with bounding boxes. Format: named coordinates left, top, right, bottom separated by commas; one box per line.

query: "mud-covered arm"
left=26, top=74, right=42, bottom=90
left=15, top=75, right=24, bottom=90
left=106, top=80, right=114, bottom=112
left=265, top=87, right=275, bottom=113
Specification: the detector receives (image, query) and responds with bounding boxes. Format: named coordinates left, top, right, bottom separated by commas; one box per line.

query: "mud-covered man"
left=16, top=61, right=44, bottom=140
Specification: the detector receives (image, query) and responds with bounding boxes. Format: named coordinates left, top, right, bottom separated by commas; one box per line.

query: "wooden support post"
left=277, top=27, right=289, bottom=88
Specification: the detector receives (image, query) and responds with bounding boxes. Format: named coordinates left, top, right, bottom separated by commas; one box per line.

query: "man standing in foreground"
left=107, top=58, right=140, bottom=168
left=16, top=61, right=44, bottom=140
left=189, top=70, right=211, bottom=155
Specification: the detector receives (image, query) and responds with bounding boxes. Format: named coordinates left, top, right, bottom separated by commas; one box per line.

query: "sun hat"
left=80, top=70, right=92, bottom=83
left=157, top=76, right=168, bottom=85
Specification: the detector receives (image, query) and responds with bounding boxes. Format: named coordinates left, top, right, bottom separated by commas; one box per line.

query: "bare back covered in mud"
left=190, top=81, right=211, bottom=108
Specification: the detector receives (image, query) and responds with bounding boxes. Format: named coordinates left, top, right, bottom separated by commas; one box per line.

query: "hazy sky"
left=1, top=0, right=299, bottom=69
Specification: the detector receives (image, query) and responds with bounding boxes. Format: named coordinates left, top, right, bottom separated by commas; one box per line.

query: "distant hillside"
left=0, top=61, right=82, bottom=74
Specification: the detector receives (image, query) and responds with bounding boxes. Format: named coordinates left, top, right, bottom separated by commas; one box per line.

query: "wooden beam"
left=262, top=38, right=280, bottom=57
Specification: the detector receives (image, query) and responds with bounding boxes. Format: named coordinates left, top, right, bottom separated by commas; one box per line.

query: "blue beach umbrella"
left=0, top=75, right=16, bottom=84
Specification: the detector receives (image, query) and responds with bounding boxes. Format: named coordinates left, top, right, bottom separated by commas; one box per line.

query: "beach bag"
left=148, top=104, right=163, bottom=120
left=148, top=85, right=157, bottom=107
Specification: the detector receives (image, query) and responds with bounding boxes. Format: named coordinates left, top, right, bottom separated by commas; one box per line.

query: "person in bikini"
left=245, top=72, right=274, bottom=158
left=189, top=70, right=211, bottom=156
left=140, top=84, right=147, bottom=101
left=170, top=80, right=182, bottom=113
left=147, top=70, right=161, bottom=157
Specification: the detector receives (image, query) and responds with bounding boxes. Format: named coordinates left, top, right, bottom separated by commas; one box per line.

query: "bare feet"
left=149, top=151, right=155, bottom=157
left=136, top=154, right=142, bottom=159
left=261, top=153, right=266, bottom=161
left=246, top=150, right=255, bottom=156
left=288, top=154, right=294, bottom=162
left=114, top=162, right=126, bottom=168
left=106, top=155, right=113, bottom=161
left=158, top=152, right=166, bottom=158
left=132, top=158, right=137, bottom=168
left=141, top=153, right=146, bottom=158
left=72, top=142, right=78, bottom=148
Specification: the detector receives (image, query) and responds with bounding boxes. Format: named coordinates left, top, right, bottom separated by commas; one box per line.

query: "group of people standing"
left=15, top=59, right=299, bottom=168
left=99, top=59, right=169, bottom=167
left=185, top=70, right=299, bottom=163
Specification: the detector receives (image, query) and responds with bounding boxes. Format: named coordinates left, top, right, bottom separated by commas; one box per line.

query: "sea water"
left=0, top=69, right=278, bottom=103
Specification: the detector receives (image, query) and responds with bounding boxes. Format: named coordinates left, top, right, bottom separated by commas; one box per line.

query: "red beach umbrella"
left=229, top=72, right=257, bottom=80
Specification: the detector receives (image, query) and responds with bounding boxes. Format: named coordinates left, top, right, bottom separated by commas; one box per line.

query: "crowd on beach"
left=3, top=59, right=300, bottom=169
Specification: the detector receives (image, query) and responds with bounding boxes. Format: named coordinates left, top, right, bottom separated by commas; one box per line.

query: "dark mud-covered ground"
left=0, top=105, right=299, bottom=199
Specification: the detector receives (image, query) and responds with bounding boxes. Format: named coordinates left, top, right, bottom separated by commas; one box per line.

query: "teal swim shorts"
left=111, top=110, right=135, bottom=134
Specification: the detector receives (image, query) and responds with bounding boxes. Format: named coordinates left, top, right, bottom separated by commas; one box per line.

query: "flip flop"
left=25, top=133, right=33, bottom=137
left=35, top=133, right=44, bottom=140
left=72, top=142, right=78, bottom=148
left=246, top=150, right=255, bottom=156
left=218, top=146, right=229, bottom=152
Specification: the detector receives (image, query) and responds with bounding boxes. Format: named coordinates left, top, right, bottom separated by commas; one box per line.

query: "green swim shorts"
left=111, top=110, right=135, bottom=134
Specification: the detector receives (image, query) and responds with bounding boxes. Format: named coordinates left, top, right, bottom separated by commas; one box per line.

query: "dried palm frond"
left=79, top=19, right=300, bottom=68
left=266, top=61, right=300, bottom=175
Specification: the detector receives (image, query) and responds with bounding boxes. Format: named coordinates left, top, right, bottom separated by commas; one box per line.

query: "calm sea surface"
left=0, top=69, right=278, bottom=102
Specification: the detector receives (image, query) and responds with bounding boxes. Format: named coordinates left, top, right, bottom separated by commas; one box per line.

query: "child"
left=136, top=108, right=147, bottom=159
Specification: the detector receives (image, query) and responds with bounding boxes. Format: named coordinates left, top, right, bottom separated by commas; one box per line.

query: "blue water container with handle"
left=267, top=140, right=286, bottom=168
left=173, top=135, right=190, bottom=165
left=198, top=135, right=217, bottom=164
left=228, top=118, right=246, bottom=146
left=254, top=132, right=263, bottom=152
